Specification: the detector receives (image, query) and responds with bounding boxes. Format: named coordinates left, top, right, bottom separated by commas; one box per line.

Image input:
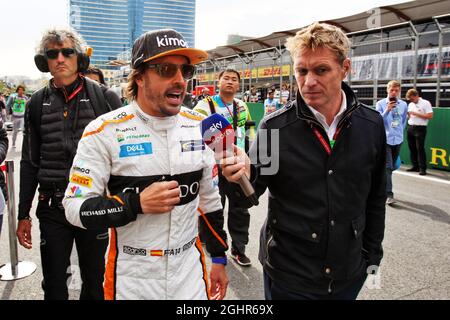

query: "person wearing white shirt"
left=405, top=89, right=433, bottom=175
left=264, top=90, right=281, bottom=115
left=280, top=84, right=290, bottom=105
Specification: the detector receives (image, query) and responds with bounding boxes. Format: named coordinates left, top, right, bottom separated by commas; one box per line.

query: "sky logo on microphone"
left=201, top=113, right=235, bottom=153
left=208, top=122, right=222, bottom=132
left=201, top=113, right=280, bottom=176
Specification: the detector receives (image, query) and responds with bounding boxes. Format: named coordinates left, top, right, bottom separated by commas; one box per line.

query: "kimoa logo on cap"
left=156, top=35, right=187, bottom=48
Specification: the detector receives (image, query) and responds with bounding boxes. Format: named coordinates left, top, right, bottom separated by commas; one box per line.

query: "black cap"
left=131, top=29, right=208, bottom=69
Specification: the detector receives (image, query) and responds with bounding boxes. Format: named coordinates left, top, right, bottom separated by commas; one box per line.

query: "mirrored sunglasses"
left=147, top=63, right=196, bottom=80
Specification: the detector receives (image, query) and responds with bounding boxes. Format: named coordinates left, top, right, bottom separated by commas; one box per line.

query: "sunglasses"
left=147, top=63, right=196, bottom=80
left=45, top=48, right=77, bottom=59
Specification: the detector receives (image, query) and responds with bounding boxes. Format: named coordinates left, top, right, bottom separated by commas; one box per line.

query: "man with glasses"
left=63, top=29, right=230, bottom=300
left=16, top=29, right=121, bottom=300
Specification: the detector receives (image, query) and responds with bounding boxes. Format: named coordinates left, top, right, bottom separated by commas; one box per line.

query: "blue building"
left=69, top=0, right=196, bottom=69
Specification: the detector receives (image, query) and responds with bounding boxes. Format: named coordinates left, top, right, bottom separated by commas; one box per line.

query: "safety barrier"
left=0, top=160, right=36, bottom=281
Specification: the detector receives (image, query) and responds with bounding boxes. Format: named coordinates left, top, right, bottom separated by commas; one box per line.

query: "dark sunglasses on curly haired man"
left=147, top=63, right=196, bottom=80
left=45, top=48, right=77, bottom=59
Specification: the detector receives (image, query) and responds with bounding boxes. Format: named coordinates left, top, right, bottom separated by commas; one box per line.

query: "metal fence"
left=196, top=14, right=450, bottom=107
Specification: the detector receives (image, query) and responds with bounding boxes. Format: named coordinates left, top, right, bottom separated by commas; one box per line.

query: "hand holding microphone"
left=201, top=113, right=259, bottom=206
left=220, top=144, right=250, bottom=183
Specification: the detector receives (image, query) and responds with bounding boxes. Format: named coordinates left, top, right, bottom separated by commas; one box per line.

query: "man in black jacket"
left=15, top=29, right=122, bottom=300
left=221, top=22, right=386, bottom=300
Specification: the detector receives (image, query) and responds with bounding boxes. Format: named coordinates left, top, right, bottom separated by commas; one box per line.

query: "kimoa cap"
left=131, top=29, right=208, bottom=69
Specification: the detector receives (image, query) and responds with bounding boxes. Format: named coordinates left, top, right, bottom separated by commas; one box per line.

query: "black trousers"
left=407, top=125, right=428, bottom=171
left=219, top=188, right=250, bottom=254
left=264, top=271, right=367, bottom=300
left=37, top=200, right=108, bottom=300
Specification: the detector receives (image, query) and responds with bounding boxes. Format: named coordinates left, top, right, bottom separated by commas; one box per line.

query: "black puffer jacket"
left=18, top=77, right=122, bottom=219
left=229, top=82, right=386, bottom=295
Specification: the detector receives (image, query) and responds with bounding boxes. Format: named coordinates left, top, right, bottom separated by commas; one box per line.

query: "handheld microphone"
left=201, top=113, right=259, bottom=206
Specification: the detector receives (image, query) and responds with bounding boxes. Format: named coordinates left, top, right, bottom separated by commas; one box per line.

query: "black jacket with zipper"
left=228, top=82, right=386, bottom=295
left=18, top=77, right=122, bottom=220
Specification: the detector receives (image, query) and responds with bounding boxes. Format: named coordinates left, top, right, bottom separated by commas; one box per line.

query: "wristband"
left=211, top=256, right=227, bottom=265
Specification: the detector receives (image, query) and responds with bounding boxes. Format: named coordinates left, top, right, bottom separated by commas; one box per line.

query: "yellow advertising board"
left=257, top=65, right=291, bottom=78
left=196, top=65, right=292, bottom=82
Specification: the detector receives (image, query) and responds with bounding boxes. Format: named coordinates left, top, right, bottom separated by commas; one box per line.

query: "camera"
left=389, top=97, right=397, bottom=102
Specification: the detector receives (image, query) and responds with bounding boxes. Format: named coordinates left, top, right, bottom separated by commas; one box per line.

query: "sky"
left=0, top=0, right=408, bottom=80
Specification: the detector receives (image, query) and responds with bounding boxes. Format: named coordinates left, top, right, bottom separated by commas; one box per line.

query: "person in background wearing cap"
left=16, top=29, right=122, bottom=300
left=63, top=29, right=230, bottom=300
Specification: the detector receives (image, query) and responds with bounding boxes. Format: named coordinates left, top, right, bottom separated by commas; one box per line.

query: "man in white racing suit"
left=63, top=29, right=229, bottom=300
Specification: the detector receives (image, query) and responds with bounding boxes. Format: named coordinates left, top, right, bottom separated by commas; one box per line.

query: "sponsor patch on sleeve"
left=70, top=173, right=93, bottom=188
left=67, top=185, right=84, bottom=198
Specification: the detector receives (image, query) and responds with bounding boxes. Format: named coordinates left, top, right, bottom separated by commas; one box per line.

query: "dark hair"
left=126, top=64, right=146, bottom=101
left=84, top=66, right=105, bottom=85
left=16, top=85, right=25, bottom=92
left=218, top=68, right=241, bottom=82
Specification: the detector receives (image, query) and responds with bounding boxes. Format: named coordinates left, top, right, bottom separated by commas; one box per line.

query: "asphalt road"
left=0, top=132, right=449, bottom=300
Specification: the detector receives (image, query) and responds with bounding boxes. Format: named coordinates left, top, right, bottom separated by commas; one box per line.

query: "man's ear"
left=342, top=58, right=351, bottom=78
left=135, top=74, right=144, bottom=88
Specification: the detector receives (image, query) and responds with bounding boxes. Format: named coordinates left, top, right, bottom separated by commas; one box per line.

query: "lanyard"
left=219, top=97, right=235, bottom=121
left=311, top=125, right=342, bottom=156
left=60, top=80, right=84, bottom=103
left=68, top=83, right=83, bottom=101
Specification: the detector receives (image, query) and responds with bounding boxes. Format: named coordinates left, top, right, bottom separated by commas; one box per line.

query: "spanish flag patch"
left=150, top=250, right=163, bottom=257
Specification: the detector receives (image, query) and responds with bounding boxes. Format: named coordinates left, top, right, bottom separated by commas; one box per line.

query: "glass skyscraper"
left=69, top=0, right=196, bottom=69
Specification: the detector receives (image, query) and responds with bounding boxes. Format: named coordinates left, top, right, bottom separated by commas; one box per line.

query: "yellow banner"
left=196, top=73, right=214, bottom=82
left=196, top=65, right=291, bottom=82
left=257, top=65, right=291, bottom=78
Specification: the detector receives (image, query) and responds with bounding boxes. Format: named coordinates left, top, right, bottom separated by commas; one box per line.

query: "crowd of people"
left=0, top=22, right=435, bottom=301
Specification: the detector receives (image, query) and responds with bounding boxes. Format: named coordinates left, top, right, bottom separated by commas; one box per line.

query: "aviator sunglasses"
left=147, top=63, right=196, bottom=80
left=45, top=48, right=77, bottom=59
